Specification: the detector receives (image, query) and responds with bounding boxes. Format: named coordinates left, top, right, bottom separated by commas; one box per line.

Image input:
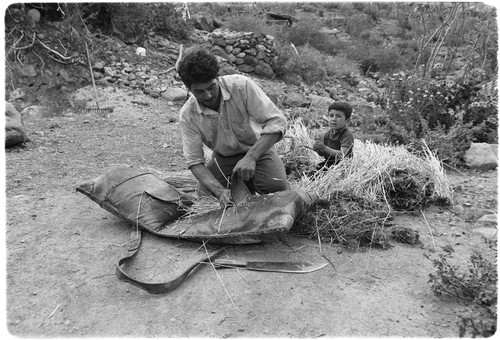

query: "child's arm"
left=313, top=142, right=346, bottom=158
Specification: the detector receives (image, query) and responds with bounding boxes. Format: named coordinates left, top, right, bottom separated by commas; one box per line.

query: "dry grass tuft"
left=290, top=139, right=452, bottom=209
left=276, top=118, right=322, bottom=179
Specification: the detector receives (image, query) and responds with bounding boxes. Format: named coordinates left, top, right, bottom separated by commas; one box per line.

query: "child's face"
left=326, top=109, right=348, bottom=130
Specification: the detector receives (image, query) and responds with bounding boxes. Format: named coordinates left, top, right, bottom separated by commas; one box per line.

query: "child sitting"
left=313, top=102, right=354, bottom=169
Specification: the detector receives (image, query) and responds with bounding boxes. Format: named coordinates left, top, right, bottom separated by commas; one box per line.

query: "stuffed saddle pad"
left=76, top=167, right=318, bottom=244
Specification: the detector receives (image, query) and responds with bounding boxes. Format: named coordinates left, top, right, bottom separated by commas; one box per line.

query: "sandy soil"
left=4, top=86, right=497, bottom=338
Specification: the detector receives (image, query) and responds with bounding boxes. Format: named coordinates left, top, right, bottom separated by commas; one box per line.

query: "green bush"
left=285, top=17, right=340, bottom=56
left=149, top=3, right=193, bottom=40
left=346, top=42, right=402, bottom=74
left=294, top=45, right=328, bottom=83
left=345, top=14, right=373, bottom=38
left=380, top=72, right=498, bottom=165
left=324, top=54, right=360, bottom=78
left=274, top=43, right=358, bottom=84
left=426, top=246, right=497, bottom=338
left=222, top=15, right=269, bottom=35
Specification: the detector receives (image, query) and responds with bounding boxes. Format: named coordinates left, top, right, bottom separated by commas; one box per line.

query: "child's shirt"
left=320, top=127, right=354, bottom=167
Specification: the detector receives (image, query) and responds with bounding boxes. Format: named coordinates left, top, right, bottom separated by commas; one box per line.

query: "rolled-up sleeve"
left=243, top=78, right=287, bottom=141
left=179, top=115, right=205, bottom=169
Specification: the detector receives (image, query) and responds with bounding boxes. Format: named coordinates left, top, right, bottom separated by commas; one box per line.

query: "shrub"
left=346, top=42, right=402, bottom=74
left=222, top=15, right=269, bottom=35
left=285, top=17, right=340, bottom=56
left=323, top=54, right=360, bottom=78
left=294, top=44, right=328, bottom=83
left=149, top=3, right=193, bottom=40
left=379, top=72, right=498, bottom=165
left=426, top=246, right=497, bottom=338
left=345, top=14, right=373, bottom=38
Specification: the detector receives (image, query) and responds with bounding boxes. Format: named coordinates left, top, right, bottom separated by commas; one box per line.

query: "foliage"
left=378, top=72, right=498, bottom=166
left=284, top=17, right=340, bottom=56
left=346, top=42, right=402, bottom=75
left=148, top=3, right=193, bottom=40
left=393, top=3, right=497, bottom=79
left=426, top=245, right=497, bottom=338
left=323, top=53, right=359, bottom=78
left=274, top=43, right=359, bottom=83
left=222, top=14, right=269, bottom=36
left=345, top=13, right=373, bottom=39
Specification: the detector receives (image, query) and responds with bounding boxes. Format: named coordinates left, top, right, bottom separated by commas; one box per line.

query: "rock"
left=21, top=106, right=45, bottom=121
left=9, top=88, right=26, bottom=101
left=27, top=9, right=41, bottom=22
left=282, top=92, right=309, bottom=108
left=19, top=64, right=37, bottom=77
left=280, top=74, right=302, bottom=86
left=161, top=88, right=187, bottom=102
left=5, top=102, right=27, bottom=148
left=308, top=94, right=334, bottom=114
left=254, top=61, right=274, bottom=78
left=477, top=214, right=498, bottom=225
left=243, top=55, right=258, bottom=67
left=192, top=12, right=220, bottom=32
left=237, top=64, right=254, bottom=73
left=473, top=227, right=497, bottom=239
left=464, top=142, right=498, bottom=170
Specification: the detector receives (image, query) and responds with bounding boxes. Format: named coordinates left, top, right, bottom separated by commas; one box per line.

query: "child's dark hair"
left=177, top=47, right=219, bottom=88
left=328, top=102, right=353, bottom=120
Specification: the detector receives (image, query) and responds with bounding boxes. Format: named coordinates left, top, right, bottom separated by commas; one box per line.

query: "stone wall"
left=209, top=28, right=277, bottom=78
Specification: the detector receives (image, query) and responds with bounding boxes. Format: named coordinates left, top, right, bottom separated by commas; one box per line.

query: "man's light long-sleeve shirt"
left=179, top=74, right=286, bottom=169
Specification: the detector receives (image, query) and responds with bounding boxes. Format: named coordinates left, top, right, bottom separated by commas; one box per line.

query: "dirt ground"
left=4, top=86, right=498, bottom=338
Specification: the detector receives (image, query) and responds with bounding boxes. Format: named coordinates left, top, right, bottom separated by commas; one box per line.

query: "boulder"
left=464, top=142, right=498, bottom=170
left=20, top=105, right=45, bottom=121
left=237, top=64, right=255, bottom=73
left=5, top=102, right=27, bottom=148
left=308, top=94, right=334, bottom=115
left=282, top=92, right=309, bottom=108
left=161, top=88, right=187, bottom=102
left=254, top=61, right=274, bottom=78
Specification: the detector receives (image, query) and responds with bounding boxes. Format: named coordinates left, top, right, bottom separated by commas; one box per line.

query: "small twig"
left=37, top=38, right=77, bottom=61
left=315, top=220, right=336, bottom=272
left=202, top=243, right=242, bottom=313
left=421, top=209, right=436, bottom=251
left=37, top=304, right=60, bottom=328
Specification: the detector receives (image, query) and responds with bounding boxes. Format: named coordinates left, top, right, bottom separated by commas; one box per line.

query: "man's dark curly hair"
left=328, top=101, right=353, bottom=120
left=177, top=47, right=219, bottom=88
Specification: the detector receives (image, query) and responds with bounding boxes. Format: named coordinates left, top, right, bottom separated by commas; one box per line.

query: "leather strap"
left=115, top=230, right=224, bottom=294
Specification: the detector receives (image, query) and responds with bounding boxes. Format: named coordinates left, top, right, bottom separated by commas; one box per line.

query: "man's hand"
left=216, top=188, right=234, bottom=209
left=233, top=155, right=257, bottom=182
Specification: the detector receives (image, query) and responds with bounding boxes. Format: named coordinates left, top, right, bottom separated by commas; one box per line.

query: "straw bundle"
left=291, top=139, right=452, bottom=210
left=276, top=118, right=322, bottom=179
left=290, top=137, right=452, bottom=249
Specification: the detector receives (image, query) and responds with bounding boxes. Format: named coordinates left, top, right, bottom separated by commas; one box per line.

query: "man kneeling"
left=177, top=47, right=288, bottom=209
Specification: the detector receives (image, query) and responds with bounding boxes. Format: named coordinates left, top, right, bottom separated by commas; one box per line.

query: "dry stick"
left=421, top=209, right=436, bottom=251
left=202, top=242, right=242, bottom=313
left=37, top=304, right=60, bottom=328
left=315, top=218, right=336, bottom=272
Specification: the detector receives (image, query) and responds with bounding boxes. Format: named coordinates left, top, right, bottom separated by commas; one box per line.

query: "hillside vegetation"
left=4, top=2, right=498, bottom=165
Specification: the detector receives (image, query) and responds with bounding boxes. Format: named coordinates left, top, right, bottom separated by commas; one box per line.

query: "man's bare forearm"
left=244, top=133, right=281, bottom=161
left=190, top=163, right=227, bottom=198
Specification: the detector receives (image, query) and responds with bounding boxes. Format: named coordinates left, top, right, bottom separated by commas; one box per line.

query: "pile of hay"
left=276, top=118, right=322, bottom=179
left=291, top=192, right=394, bottom=250
left=291, top=139, right=452, bottom=209
left=286, top=136, right=452, bottom=249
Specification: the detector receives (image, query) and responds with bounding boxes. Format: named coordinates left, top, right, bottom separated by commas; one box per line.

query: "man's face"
left=190, top=79, right=220, bottom=109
